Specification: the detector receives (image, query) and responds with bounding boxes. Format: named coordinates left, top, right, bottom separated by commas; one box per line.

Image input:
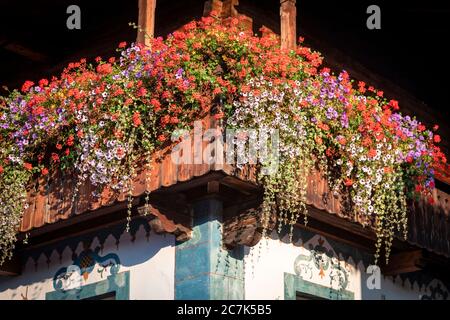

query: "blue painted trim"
left=46, top=271, right=130, bottom=300
left=284, top=272, right=354, bottom=300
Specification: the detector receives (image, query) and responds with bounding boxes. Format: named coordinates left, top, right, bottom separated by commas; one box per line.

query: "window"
left=46, top=271, right=129, bottom=300
left=284, top=272, right=354, bottom=300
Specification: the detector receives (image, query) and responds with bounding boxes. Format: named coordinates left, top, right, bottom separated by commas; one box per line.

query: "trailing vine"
left=0, top=14, right=446, bottom=265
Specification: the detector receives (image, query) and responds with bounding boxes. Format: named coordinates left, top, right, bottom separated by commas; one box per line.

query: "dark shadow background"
left=0, top=0, right=448, bottom=120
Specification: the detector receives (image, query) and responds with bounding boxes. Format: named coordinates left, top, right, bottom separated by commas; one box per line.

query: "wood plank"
left=33, top=177, right=47, bottom=228
left=60, top=174, right=74, bottom=219
left=132, top=165, right=147, bottom=196
left=47, top=170, right=63, bottom=224
left=20, top=189, right=36, bottom=232
left=221, top=0, right=239, bottom=18
left=203, top=0, right=223, bottom=17
left=161, top=149, right=177, bottom=187
left=177, top=135, right=194, bottom=182
left=75, top=179, right=90, bottom=214
left=149, top=153, right=162, bottom=191
left=100, top=185, right=117, bottom=207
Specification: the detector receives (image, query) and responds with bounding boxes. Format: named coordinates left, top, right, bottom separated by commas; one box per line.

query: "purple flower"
left=175, top=68, right=184, bottom=80
left=326, top=107, right=338, bottom=120
left=341, top=112, right=349, bottom=128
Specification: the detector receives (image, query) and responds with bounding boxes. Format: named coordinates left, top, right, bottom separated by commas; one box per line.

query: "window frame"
left=284, top=272, right=354, bottom=300
left=46, top=271, right=129, bottom=300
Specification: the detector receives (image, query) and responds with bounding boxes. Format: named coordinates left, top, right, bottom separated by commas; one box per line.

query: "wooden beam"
left=221, top=0, right=239, bottom=18
left=381, top=250, right=425, bottom=275
left=0, top=37, right=48, bottom=62
left=137, top=0, right=156, bottom=46
left=203, top=0, right=238, bottom=18
left=280, top=0, right=297, bottom=50
left=203, top=0, right=223, bottom=17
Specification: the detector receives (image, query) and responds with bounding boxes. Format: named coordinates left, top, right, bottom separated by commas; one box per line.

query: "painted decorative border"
left=284, top=272, right=354, bottom=300
left=25, top=218, right=151, bottom=268
left=46, top=271, right=130, bottom=300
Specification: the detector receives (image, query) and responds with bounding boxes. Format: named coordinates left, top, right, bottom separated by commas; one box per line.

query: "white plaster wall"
left=0, top=224, right=175, bottom=300
left=243, top=231, right=449, bottom=300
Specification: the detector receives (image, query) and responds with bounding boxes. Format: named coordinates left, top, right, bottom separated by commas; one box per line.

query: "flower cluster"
left=228, top=70, right=445, bottom=262
left=0, top=14, right=446, bottom=265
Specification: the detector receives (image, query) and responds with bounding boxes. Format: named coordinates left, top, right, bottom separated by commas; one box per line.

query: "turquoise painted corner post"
left=175, top=197, right=245, bottom=300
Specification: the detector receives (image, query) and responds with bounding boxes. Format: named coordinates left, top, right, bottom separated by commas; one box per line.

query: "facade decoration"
left=421, top=280, right=449, bottom=300
left=53, top=246, right=121, bottom=292
left=293, top=236, right=351, bottom=293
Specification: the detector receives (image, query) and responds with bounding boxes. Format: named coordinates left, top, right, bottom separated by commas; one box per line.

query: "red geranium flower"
left=23, top=162, right=33, bottom=171
left=0, top=166, right=3, bottom=174
left=32, top=106, right=45, bottom=116
left=434, top=135, right=441, bottom=143
left=38, top=79, right=49, bottom=87
left=150, top=98, right=161, bottom=112
left=132, top=112, right=142, bottom=127
left=96, top=63, right=113, bottom=75
left=21, top=80, right=34, bottom=93
left=389, top=99, right=399, bottom=110
left=41, top=167, right=49, bottom=176
left=367, top=149, right=377, bottom=158
left=118, top=41, right=127, bottom=49
left=66, top=135, right=75, bottom=146
left=51, top=153, right=60, bottom=163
